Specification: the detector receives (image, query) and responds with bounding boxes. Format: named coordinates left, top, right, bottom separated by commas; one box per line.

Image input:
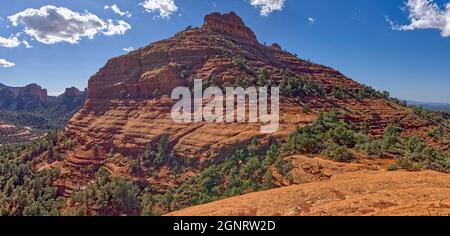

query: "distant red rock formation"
left=64, top=87, right=82, bottom=97
left=20, top=83, right=48, bottom=101
left=0, top=83, right=48, bottom=102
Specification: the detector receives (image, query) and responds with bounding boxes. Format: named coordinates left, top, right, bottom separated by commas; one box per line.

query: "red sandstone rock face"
left=63, top=12, right=447, bottom=189
left=67, top=12, right=347, bottom=165
left=203, top=12, right=257, bottom=43
left=64, top=87, right=82, bottom=97
left=21, top=83, right=48, bottom=101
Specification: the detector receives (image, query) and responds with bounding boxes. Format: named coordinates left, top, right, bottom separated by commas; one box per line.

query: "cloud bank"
left=139, top=0, right=287, bottom=18
left=8, top=5, right=131, bottom=44
left=0, top=35, right=21, bottom=48
left=249, top=0, right=286, bottom=16
left=0, top=59, right=15, bottom=68
left=105, top=4, right=132, bottom=18
left=390, top=0, right=450, bottom=37
left=140, top=0, right=178, bottom=19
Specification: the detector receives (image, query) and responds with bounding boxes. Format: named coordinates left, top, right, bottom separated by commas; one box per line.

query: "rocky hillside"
left=20, top=12, right=447, bottom=216
left=65, top=12, right=444, bottom=168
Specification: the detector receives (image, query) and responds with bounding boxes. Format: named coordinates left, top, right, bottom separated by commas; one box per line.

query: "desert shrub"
left=111, top=178, right=140, bottom=214
left=396, top=158, right=422, bottom=171
left=323, top=145, right=355, bottom=162
left=302, top=103, right=311, bottom=113
left=152, top=133, right=181, bottom=172
left=284, top=110, right=364, bottom=157
left=354, top=132, right=369, bottom=145
left=387, top=164, right=399, bottom=171
left=140, top=191, right=158, bottom=216
left=129, top=159, right=141, bottom=174
left=232, top=55, right=248, bottom=70
left=285, top=126, right=325, bottom=154
left=381, top=124, right=402, bottom=153
left=262, top=170, right=274, bottom=190
left=407, top=152, right=428, bottom=162
left=327, top=122, right=357, bottom=148
left=263, top=144, right=279, bottom=167
left=405, top=136, right=426, bottom=154
left=331, top=87, right=352, bottom=99
left=427, top=124, right=448, bottom=140
left=356, top=140, right=384, bottom=157
left=280, top=71, right=324, bottom=99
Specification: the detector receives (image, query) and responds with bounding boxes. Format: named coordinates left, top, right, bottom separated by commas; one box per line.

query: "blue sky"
left=0, top=0, right=449, bottom=103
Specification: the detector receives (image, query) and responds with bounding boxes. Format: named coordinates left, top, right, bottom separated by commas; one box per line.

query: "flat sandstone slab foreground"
left=167, top=170, right=450, bottom=216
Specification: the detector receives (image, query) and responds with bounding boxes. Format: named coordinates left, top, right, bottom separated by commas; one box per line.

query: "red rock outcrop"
left=20, top=83, right=48, bottom=101
left=203, top=12, right=257, bottom=43
left=63, top=87, right=82, bottom=97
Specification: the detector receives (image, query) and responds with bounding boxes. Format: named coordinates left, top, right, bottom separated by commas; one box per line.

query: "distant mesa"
left=0, top=83, right=48, bottom=102
left=64, top=87, right=82, bottom=96
left=0, top=82, right=87, bottom=134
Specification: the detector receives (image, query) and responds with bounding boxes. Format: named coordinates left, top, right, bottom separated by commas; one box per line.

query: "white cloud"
left=389, top=0, right=450, bottom=37
left=8, top=5, right=131, bottom=44
left=103, top=20, right=131, bottom=36
left=0, top=35, right=21, bottom=48
left=308, top=17, right=316, bottom=24
left=140, top=0, right=178, bottom=19
left=249, top=0, right=286, bottom=16
left=123, top=47, right=135, bottom=52
left=22, top=40, right=32, bottom=48
left=105, top=4, right=132, bottom=18
left=0, top=59, right=15, bottom=68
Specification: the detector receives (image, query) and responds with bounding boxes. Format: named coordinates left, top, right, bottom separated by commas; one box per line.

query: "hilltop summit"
left=203, top=12, right=258, bottom=43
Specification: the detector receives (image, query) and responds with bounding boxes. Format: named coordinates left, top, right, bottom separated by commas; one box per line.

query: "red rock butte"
left=62, top=12, right=446, bottom=193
